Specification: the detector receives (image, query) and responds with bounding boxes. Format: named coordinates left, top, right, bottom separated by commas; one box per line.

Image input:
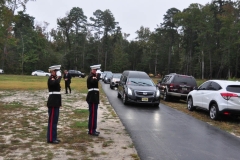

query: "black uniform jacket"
left=47, top=75, right=62, bottom=107
left=86, top=72, right=101, bottom=104
left=63, top=72, right=72, bottom=83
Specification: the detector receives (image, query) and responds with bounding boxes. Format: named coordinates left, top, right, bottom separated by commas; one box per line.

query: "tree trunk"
left=209, top=51, right=212, bottom=79
left=20, top=32, right=24, bottom=75
left=201, top=50, right=204, bottom=79
left=235, top=45, right=239, bottom=77
left=105, top=51, right=107, bottom=71
left=168, top=46, right=171, bottom=73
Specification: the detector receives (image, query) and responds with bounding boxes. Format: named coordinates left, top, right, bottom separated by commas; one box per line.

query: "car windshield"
left=127, top=78, right=155, bottom=86
left=113, top=74, right=121, bottom=78
left=106, top=74, right=113, bottom=78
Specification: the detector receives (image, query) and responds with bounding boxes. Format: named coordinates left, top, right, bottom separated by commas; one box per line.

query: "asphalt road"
left=101, top=81, right=240, bottom=160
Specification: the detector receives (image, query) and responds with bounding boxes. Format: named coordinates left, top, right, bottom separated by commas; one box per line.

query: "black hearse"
left=117, top=70, right=160, bottom=106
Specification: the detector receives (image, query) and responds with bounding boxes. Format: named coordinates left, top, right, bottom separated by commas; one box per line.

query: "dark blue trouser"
left=47, top=107, right=59, bottom=142
left=88, top=102, right=98, bottom=134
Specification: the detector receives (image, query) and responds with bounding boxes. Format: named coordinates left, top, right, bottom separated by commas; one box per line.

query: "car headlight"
left=156, top=90, right=160, bottom=97
left=127, top=88, right=132, bottom=95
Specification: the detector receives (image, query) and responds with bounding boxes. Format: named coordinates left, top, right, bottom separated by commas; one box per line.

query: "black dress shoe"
left=96, top=131, right=100, bottom=134
left=88, top=132, right=99, bottom=136
left=47, top=140, right=59, bottom=144
left=56, top=139, right=61, bottom=142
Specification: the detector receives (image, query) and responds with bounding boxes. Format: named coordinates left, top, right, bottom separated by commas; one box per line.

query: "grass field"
left=0, top=75, right=88, bottom=92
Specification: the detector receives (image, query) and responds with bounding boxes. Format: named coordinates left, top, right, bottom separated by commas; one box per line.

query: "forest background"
left=0, top=0, right=239, bottom=79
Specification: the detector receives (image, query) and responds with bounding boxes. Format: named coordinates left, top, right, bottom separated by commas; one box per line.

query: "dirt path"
left=0, top=90, right=139, bottom=160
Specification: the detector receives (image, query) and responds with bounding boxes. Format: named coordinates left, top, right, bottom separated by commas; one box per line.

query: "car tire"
left=34, top=74, right=37, bottom=76
left=110, top=85, right=113, bottom=89
left=122, top=92, right=128, bottom=105
left=154, top=103, right=159, bottom=107
left=187, top=97, right=195, bottom=111
left=117, top=92, right=121, bottom=98
left=209, top=103, right=219, bottom=120
left=46, top=74, right=49, bottom=76
left=163, top=90, right=169, bottom=101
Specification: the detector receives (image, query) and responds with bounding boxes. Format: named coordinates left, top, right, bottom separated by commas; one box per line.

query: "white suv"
left=187, top=80, right=240, bottom=120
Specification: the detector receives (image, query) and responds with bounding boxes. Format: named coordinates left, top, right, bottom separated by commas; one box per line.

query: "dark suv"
left=68, top=70, right=85, bottom=78
left=157, top=73, right=197, bottom=101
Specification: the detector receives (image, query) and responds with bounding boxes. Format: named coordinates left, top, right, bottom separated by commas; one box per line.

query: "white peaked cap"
left=90, top=64, right=101, bottom=70
left=49, top=65, right=61, bottom=71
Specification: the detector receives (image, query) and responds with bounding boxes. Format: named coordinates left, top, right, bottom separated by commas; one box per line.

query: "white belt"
left=49, top=92, right=61, bottom=94
left=88, top=88, right=99, bottom=91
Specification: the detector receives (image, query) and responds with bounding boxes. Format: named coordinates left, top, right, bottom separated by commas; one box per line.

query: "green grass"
left=0, top=75, right=88, bottom=92
left=71, top=121, right=88, bottom=129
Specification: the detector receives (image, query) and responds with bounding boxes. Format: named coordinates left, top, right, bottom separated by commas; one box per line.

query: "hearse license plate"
left=142, top=98, right=148, bottom=101
left=182, top=88, right=187, bottom=91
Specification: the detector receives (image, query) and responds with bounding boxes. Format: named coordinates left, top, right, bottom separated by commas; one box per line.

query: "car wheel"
left=34, top=74, right=37, bottom=76
left=110, top=85, right=113, bottom=89
left=209, top=103, right=219, bottom=120
left=163, top=90, right=169, bottom=101
left=154, top=103, right=159, bottom=107
left=187, top=97, right=195, bottom=111
left=122, top=92, right=128, bottom=105
left=117, top=92, right=121, bottom=98
left=46, top=74, right=49, bottom=76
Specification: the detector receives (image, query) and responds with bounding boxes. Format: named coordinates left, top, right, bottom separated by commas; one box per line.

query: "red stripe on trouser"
left=91, top=103, right=94, bottom=134
left=50, top=108, right=54, bottom=141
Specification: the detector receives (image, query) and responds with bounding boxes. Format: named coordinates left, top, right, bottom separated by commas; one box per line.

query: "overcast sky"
left=25, top=0, right=211, bottom=40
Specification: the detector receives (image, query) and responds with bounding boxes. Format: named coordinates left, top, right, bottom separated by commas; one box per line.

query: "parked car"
left=103, top=72, right=113, bottom=83
left=101, top=71, right=112, bottom=80
left=117, top=70, right=160, bottom=106
left=110, top=73, right=121, bottom=89
left=68, top=70, right=85, bottom=78
left=0, top=69, right=4, bottom=74
left=187, top=80, right=240, bottom=120
left=157, top=73, right=197, bottom=101
left=31, top=70, right=50, bottom=76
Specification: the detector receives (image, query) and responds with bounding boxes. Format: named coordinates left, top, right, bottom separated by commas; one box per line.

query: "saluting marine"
left=86, top=64, right=101, bottom=136
left=47, top=65, right=62, bottom=144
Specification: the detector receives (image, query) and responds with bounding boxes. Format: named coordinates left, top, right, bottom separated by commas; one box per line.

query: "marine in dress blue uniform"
left=86, top=64, right=101, bottom=136
left=47, top=65, right=62, bottom=144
